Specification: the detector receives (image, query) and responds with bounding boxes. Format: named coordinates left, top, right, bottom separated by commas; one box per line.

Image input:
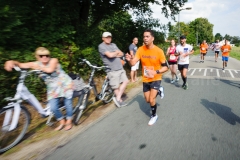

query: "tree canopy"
left=0, top=0, right=188, bottom=104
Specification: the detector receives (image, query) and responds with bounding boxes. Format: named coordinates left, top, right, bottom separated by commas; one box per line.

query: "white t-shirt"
left=214, top=42, right=221, bottom=51
left=176, top=44, right=193, bottom=65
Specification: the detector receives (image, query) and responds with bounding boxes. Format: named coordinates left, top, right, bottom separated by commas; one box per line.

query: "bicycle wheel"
left=0, top=105, right=30, bottom=153
left=102, top=84, right=114, bottom=104
left=73, top=91, right=90, bottom=125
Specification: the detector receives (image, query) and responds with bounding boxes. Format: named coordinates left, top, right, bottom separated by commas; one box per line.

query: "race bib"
left=169, top=55, right=177, bottom=62
left=143, top=66, right=154, bottom=78
left=224, top=48, right=228, bottom=52
left=202, top=47, right=205, bottom=50
left=180, top=55, right=187, bottom=62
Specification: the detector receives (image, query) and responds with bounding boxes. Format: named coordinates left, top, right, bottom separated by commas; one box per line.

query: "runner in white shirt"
left=175, top=35, right=194, bottom=90
left=212, top=40, right=221, bottom=62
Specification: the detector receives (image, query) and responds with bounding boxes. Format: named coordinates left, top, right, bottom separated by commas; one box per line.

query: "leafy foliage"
left=0, top=0, right=188, bottom=106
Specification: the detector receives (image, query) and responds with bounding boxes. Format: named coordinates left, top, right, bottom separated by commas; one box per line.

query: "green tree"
left=189, top=18, right=214, bottom=45
left=214, top=33, right=223, bottom=41
left=167, top=22, right=189, bottom=42
left=223, top=34, right=232, bottom=41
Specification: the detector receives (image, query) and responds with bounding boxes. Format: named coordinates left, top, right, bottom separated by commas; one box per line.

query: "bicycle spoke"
left=0, top=106, right=30, bottom=153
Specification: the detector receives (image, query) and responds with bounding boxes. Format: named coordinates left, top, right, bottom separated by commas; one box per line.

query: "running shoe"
left=113, top=97, right=121, bottom=108
left=183, top=83, right=188, bottom=90
left=158, top=86, right=164, bottom=99
left=148, top=115, right=158, bottom=125
left=222, top=68, right=225, bottom=70
left=113, top=97, right=128, bottom=107
left=170, top=79, right=175, bottom=84
left=176, top=77, right=180, bottom=82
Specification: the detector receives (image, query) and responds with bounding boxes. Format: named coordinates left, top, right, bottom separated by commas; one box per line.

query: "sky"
left=150, top=0, right=240, bottom=37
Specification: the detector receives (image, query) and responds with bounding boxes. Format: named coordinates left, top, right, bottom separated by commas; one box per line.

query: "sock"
left=182, top=77, right=186, bottom=85
left=151, top=104, right=157, bottom=116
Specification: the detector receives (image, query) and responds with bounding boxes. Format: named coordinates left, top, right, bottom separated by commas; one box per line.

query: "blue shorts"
left=143, top=80, right=161, bottom=92
left=222, top=56, right=229, bottom=61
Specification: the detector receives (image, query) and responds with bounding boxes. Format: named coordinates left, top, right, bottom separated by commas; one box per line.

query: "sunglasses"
left=39, top=55, right=50, bottom=58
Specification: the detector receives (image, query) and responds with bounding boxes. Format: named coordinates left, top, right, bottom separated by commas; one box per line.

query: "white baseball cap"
left=102, top=32, right=112, bottom=38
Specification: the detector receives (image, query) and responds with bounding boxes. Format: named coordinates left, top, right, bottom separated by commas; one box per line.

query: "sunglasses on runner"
left=39, top=55, right=50, bottom=58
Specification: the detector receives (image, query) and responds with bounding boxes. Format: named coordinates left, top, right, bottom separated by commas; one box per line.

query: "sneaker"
left=170, top=79, right=175, bottom=84
left=202, top=61, right=204, bottom=63
left=113, top=97, right=121, bottom=107
left=176, top=77, right=179, bottom=82
left=158, top=86, right=164, bottom=99
left=112, top=97, right=128, bottom=107
left=199, top=61, right=202, bottom=63
left=119, top=101, right=128, bottom=107
left=183, top=83, right=188, bottom=90
left=148, top=115, right=158, bottom=125
left=222, top=68, right=225, bottom=70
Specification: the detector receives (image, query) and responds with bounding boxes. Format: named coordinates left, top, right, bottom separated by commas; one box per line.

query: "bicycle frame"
left=2, top=67, right=36, bottom=131
left=80, top=59, right=112, bottom=102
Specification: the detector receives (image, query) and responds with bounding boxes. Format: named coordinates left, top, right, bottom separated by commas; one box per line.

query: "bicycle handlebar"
left=79, top=58, right=110, bottom=70
left=13, top=66, right=43, bottom=75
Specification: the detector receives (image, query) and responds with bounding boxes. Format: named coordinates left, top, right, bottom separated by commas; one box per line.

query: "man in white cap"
left=98, top=32, right=129, bottom=107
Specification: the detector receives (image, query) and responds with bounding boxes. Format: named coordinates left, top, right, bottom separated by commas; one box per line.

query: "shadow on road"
left=201, top=99, right=240, bottom=125
left=218, top=79, right=240, bottom=88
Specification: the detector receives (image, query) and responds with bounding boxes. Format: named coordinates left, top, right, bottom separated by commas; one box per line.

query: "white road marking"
left=216, top=69, right=220, bottom=77
left=228, top=70, right=234, bottom=78
left=165, top=68, right=240, bottom=79
left=191, top=69, right=196, bottom=76
left=204, top=69, right=207, bottom=76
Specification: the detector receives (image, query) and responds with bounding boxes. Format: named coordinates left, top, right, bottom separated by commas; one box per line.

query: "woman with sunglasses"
left=4, top=47, right=74, bottom=131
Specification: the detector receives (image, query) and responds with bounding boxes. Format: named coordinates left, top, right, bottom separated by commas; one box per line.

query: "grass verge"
left=230, top=46, right=240, bottom=60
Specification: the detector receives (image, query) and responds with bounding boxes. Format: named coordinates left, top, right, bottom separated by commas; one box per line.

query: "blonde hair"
left=35, top=47, right=50, bottom=55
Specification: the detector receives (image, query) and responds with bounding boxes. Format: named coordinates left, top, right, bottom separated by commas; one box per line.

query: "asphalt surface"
left=45, top=50, right=240, bottom=160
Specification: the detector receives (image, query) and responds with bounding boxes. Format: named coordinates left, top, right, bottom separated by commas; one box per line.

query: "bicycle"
left=0, top=67, right=85, bottom=153
left=0, top=67, right=42, bottom=153
left=0, top=59, right=113, bottom=153
left=72, top=58, right=114, bottom=125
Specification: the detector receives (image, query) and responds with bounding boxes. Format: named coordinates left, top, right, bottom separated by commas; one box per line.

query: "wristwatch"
left=156, top=70, right=160, bottom=74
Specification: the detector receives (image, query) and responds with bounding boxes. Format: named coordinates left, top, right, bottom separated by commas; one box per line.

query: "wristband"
left=156, top=70, right=160, bottom=74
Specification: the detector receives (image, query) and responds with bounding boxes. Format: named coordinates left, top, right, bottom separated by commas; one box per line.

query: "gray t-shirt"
left=129, top=43, right=138, bottom=55
left=98, top=42, right=123, bottom=72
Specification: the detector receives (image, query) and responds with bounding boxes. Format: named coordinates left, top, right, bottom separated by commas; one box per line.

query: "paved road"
left=45, top=50, right=240, bottom=160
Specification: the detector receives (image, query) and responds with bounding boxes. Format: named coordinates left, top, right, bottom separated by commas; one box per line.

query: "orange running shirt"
left=200, top=43, right=208, bottom=53
left=221, top=45, right=231, bottom=57
left=135, top=45, right=166, bottom=82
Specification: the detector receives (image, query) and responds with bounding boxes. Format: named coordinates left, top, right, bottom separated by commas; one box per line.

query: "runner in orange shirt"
left=221, top=39, right=231, bottom=70
left=125, top=29, right=168, bottom=126
left=199, top=40, right=208, bottom=63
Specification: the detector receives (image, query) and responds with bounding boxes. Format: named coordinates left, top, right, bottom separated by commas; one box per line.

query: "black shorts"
left=178, top=64, right=189, bottom=70
left=201, top=52, right=207, bottom=56
left=168, top=61, right=177, bottom=65
left=143, top=80, right=161, bottom=92
left=215, top=51, right=220, bottom=54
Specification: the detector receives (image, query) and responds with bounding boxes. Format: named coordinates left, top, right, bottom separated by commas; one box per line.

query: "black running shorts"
left=178, top=64, right=189, bottom=70
left=143, top=80, right=161, bottom=92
